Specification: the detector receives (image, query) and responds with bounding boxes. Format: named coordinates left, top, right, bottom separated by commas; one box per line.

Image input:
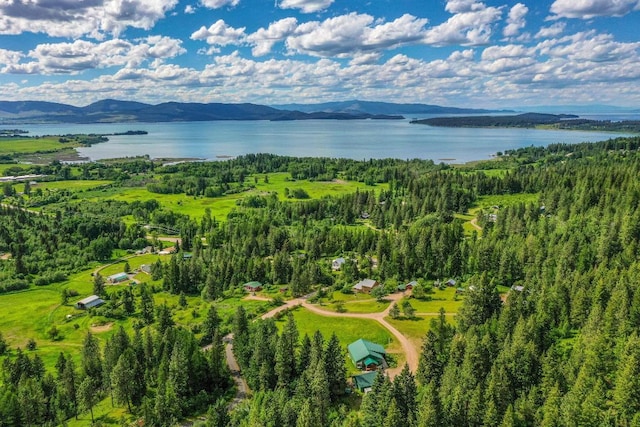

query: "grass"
left=386, top=314, right=456, bottom=350
left=276, top=307, right=394, bottom=350
left=472, top=193, right=540, bottom=211
left=0, top=136, right=80, bottom=155
left=403, top=287, right=464, bottom=314
left=17, top=180, right=113, bottom=193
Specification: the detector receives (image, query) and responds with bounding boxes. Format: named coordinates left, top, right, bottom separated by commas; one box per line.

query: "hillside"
left=271, top=99, right=506, bottom=115
left=0, top=100, right=403, bottom=124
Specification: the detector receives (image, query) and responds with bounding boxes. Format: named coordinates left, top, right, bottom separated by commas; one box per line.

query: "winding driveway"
left=260, top=292, right=419, bottom=378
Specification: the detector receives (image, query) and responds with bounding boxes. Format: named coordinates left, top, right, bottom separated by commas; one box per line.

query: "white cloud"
left=535, top=22, right=565, bottom=38
left=1, top=36, right=185, bottom=75
left=285, top=13, right=429, bottom=57
left=247, top=18, right=298, bottom=56
left=278, top=0, right=334, bottom=13
left=0, top=0, right=179, bottom=39
left=424, top=4, right=503, bottom=46
left=185, top=5, right=196, bottom=14
left=190, top=20, right=247, bottom=47
left=503, top=3, right=528, bottom=37
left=549, top=0, right=640, bottom=19
left=200, top=0, right=240, bottom=9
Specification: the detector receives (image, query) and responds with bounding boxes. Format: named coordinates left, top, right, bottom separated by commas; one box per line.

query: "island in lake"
left=411, top=112, right=640, bottom=133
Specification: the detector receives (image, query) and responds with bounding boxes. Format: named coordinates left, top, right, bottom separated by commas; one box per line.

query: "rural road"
left=470, top=217, right=482, bottom=231
left=260, top=291, right=419, bottom=378
left=223, top=334, right=249, bottom=408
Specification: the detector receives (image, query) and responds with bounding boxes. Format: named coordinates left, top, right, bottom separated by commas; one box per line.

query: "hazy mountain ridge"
left=0, top=99, right=404, bottom=123
left=271, top=100, right=507, bottom=115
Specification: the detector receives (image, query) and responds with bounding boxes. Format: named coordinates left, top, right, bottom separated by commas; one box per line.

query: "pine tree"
left=93, top=273, right=105, bottom=297
left=324, top=333, right=346, bottom=400
left=81, top=333, right=103, bottom=388
left=140, top=284, right=155, bottom=325
left=77, top=377, right=99, bottom=424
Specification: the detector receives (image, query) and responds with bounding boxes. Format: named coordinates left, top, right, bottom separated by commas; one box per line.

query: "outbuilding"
left=75, top=295, right=105, bottom=310
left=107, top=272, right=129, bottom=283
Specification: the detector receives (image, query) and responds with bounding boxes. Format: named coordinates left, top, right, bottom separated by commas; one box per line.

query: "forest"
left=0, top=136, right=639, bottom=425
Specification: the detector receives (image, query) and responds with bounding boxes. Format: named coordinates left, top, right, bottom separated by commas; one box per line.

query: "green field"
left=17, top=179, right=113, bottom=192
left=276, top=307, right=393, bottom=349
left=386, top=314, right=456, bottom=349
left=404, top=287, right=464, bottom=314
left=0, top=137, right=80, bottom=155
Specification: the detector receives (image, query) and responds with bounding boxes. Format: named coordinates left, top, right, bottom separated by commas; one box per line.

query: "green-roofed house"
left=352, top=371, right=378, bottom=393
left=243, top=281, right=263, bottom=292
left=348, top=338, right=388, bottom=371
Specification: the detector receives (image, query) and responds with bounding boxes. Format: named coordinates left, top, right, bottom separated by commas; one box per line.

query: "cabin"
left=332, top=257, right=346, bottom=271
left=352, top=371, right=378, bottom=393
left=348, top=338, right=387, bottom=371
left=107, top=272, right=129, bottom=283
left=397, top=280, right=417, bottom=292
left=446, top=279, right=457, bottom=287
left=352, top=278, right=379, bottom=294
left=75, top=295, right=105, bottom=310
left=243, top=281, right=263, bottom=292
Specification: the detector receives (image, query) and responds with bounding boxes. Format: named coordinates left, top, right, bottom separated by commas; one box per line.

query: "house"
left=446, top=279, right=457, bottom=287
left=511, top=285, right=524, bottom=292
left=397, top=280, right=417, bottom=292
left=332, top=257, right=346, bottom=271
left=107, top=272, right=129, bottom=283
left=243, top=281, right=263, bottom=292
left=353, top=278, right=379, bottom=294
left=75, top=295, right=105, bottom=310
left=352, top=371, right=378, bottom=393
left=348, top=338, right=387, bottom=370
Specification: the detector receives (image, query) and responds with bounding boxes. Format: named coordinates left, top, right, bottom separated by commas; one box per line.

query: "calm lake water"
left=11, top=118, right=637, bottom=163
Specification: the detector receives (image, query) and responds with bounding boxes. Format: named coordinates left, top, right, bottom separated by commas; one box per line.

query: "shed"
left=348, top=338, right=387, bottom=370
left=243, top=281, right=263, bottom=292
left=75, top=295, right=105, bottom=310
left=398, top=280, right=417, bottom=292
left=332, top=257, right=346, bottom=271
left=108, top=272, right=129, bottom=283
left=352, top=278, right=379, bottom=294
left=352, top=371, right=378, bottom=393
left=446, top=279, right=457, bottom=287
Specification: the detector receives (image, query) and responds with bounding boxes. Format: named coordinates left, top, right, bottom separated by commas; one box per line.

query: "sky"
left=0, top=0, right=639, bottom=108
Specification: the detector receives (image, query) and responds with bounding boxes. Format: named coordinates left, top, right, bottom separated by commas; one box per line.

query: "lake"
left=12, top=118, right=636, bottom=163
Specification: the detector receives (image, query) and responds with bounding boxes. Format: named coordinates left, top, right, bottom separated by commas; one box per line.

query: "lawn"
left=386, top=314, right=456, bottom=350
left=314, top=291, right=389, bottom=313
left=403, top=287, right=464, bottom=314
left=276, top=307, right=394, bottom=351
left=0, top=136, right=79, bottom=156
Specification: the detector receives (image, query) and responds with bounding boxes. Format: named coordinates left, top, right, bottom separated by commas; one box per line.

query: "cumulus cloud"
left=200, top=0, right=240, bottom=9
left=535, top=22, right=565, bottom=38
left=185, top=5, right=196, bottom=13
left=1, top=36, right=185, bottom=75
left=191, top=20, right=247, bottom=47
left=503, top=3, right=528, bottom=37
left=278, top=0, right=334, bottom=13
left=247, top=18, right=298, bottom=56
left=285, top=13, right=429, bottom=57
left=0, top=0, right=178, bottom=39
left=549, top=0, right=640, bottom=19
left=424, top=1, right=503, bottom=46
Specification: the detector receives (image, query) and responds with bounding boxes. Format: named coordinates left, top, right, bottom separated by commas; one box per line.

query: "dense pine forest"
left=0, top=137, right=640, bottom=425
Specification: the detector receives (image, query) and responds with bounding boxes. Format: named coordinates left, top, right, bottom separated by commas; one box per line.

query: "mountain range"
left=0, top=99, right=503, bottom=124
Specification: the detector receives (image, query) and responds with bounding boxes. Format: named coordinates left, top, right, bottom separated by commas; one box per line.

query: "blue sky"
left=0, top=0, right=639, bottom=108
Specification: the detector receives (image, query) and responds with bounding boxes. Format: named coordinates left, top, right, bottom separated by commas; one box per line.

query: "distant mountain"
left=511, top=104, right=638, bottom=114
left=271, top=100, right=506, bottom=115
left=0, top=99, right=404, bottom=124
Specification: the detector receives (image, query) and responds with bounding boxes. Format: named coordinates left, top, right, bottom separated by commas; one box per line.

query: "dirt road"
left=260, top=291, right=419, bottom=378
